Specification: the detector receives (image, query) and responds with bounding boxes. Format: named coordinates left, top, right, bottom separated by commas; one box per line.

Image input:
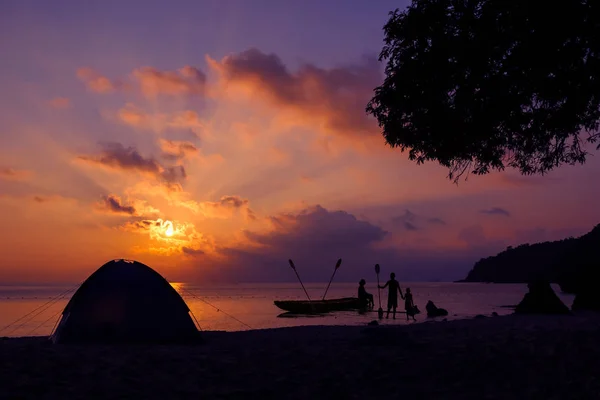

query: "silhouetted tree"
left=367, top=0, right=600, bottom=182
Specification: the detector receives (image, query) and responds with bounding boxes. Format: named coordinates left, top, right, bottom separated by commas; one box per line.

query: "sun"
left=164, top=221, right=174, bottom=237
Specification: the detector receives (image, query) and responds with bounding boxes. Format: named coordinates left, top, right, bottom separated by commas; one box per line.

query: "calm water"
left=0, top=282, right=575, bottom=337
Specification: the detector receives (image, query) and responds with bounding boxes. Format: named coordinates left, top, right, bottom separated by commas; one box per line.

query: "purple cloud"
left=391, top=209, right=446, bottom=231
left=427, top=217, right=447, bottom=225
left=204, top=205, right=390, bottom=282
left=212, top=48, right=382, bottom=139
left=392, top=209, right=419, bottom=231
left=480, top=207, right=511, bottom=217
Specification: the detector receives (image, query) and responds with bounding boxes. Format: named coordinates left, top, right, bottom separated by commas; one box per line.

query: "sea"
left=0, top=282, right=575, bottom=337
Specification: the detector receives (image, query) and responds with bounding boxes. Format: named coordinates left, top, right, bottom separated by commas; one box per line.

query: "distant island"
left=459, top=224, right=600, bottom=294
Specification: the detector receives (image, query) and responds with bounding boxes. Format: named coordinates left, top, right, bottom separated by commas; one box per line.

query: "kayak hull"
left=273, top=297, right=363, bottom=314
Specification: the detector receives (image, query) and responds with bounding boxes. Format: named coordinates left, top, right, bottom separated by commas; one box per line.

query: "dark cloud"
left=219, top=195, right=249, bottom=208
left=120, top=219, right=160, bottom=233
left=161, top=165, right=187, bottom=184
left=78, top=142, right=187, bottom=188
left=192, top=205, right=512, bottom=283
left=182, top=247, right=205, bottom=257
left=79, top=142, right=160, bottom=173
left=404, top=221, right=418, bottom=231
left=99, top=194, right=136, bottom=215
left=200, top=205, right=392, bottom=281
left=200, top=195, right=256, bottom=220
left=392, top=210, right=419, bottom=231
left=480, top=207, right=511, bottom=217
left=213, top=48, right=382, bottom=138
left=427, top=217, right=447, bottom=225
left=391, top=210, right=447, bottom=231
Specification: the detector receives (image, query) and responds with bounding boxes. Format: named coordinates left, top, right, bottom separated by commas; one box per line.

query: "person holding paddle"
left=378, top=272, right=404, bottom=319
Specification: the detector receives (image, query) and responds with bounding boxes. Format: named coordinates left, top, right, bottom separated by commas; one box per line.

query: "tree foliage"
left=367, top=0, right=600, bottom=182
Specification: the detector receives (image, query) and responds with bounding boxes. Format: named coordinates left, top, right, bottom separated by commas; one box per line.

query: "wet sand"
left=2, top=313, right=600, bottom=399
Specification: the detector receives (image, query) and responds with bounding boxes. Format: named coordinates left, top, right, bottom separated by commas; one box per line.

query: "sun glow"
left=164, top=221, right=174, bottom=237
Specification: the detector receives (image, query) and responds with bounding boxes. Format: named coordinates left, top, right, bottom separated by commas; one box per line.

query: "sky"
left=1, top=0, right=599, bottom=285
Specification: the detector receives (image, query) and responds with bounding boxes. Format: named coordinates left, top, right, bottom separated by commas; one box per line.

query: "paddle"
left=288, top=259, right=311, bottom=302
left=322, top=258, right=342, bottom=300
left=375, top=263, right=384, bottom=319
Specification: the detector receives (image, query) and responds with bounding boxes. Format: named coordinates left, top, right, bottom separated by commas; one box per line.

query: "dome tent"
left=51, top=259, right=200, bottom=344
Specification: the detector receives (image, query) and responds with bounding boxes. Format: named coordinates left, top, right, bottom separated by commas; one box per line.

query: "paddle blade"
left=288, top=259, right=296, bottom=269
left=335, top=258, right=342, bottom=269
left=375, top=264, right=380, bottom=274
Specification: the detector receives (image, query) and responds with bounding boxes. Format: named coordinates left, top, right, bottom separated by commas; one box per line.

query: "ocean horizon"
left=0, top=282, right=575, bottom=338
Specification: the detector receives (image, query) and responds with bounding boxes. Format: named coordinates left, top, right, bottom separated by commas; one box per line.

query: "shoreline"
left=2, top=313, right=600, bottom=399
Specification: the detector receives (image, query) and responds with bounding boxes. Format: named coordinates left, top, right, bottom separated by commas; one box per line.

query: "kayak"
left=273, top=297, right=363, bottom=314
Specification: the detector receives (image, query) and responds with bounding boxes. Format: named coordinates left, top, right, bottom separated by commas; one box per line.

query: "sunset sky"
left=1, top=0, right=599, bottom=284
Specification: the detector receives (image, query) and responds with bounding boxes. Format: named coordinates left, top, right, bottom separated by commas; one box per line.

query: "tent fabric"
left=51, top=259, right=200, bottom=344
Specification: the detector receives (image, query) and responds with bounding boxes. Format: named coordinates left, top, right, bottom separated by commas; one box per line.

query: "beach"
left=2, top=313, right=600, bottom=399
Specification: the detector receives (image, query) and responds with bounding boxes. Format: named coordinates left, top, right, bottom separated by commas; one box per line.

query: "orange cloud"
left=132, top=66, right=206, bottom=98
left=207, top=48, right=382, bottom=145
left=0, top=167, right=33, bottom=181
left=344, top=165, right=383, bottom=186
left=124, top=181, right=201, bottom=213
left=266, top=146, right=290, bottom=164
left=49, top=97, right=71, bottom=109
left=120, top=217, right=214, bottom=256
left=198, top=195, right=256, bottom=221
left=117, top=104, right=204, bottom=136
left=300, top=175, right=314, bottom=183
left=77, top=65, right=205, bottom=98
left=159, top=139, right=199, bottom=161
left=76, top=67, right=127, bottom=93
left=129, top=198, right=161, bottom=216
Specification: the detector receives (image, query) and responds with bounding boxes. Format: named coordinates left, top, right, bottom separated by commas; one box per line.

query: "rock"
left=572, top=289, right=600, bottom=311
left=474, top=314, right=487, bottom=319
left=570, top=264, right=600, bottom=311
left=367, top=320, right=379, bottom=326
left=514, top=281, right=571, bottom=315
left=425, top=300, right=449, bottom=317
left=492, top=312, right=499, bottom=317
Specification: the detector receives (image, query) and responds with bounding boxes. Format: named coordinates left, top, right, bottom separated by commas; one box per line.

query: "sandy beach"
left=2, top=314, right=600, bottom=399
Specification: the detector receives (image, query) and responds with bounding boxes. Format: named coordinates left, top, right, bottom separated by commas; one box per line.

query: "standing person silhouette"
left=378, top=272, right=404, bottom=319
